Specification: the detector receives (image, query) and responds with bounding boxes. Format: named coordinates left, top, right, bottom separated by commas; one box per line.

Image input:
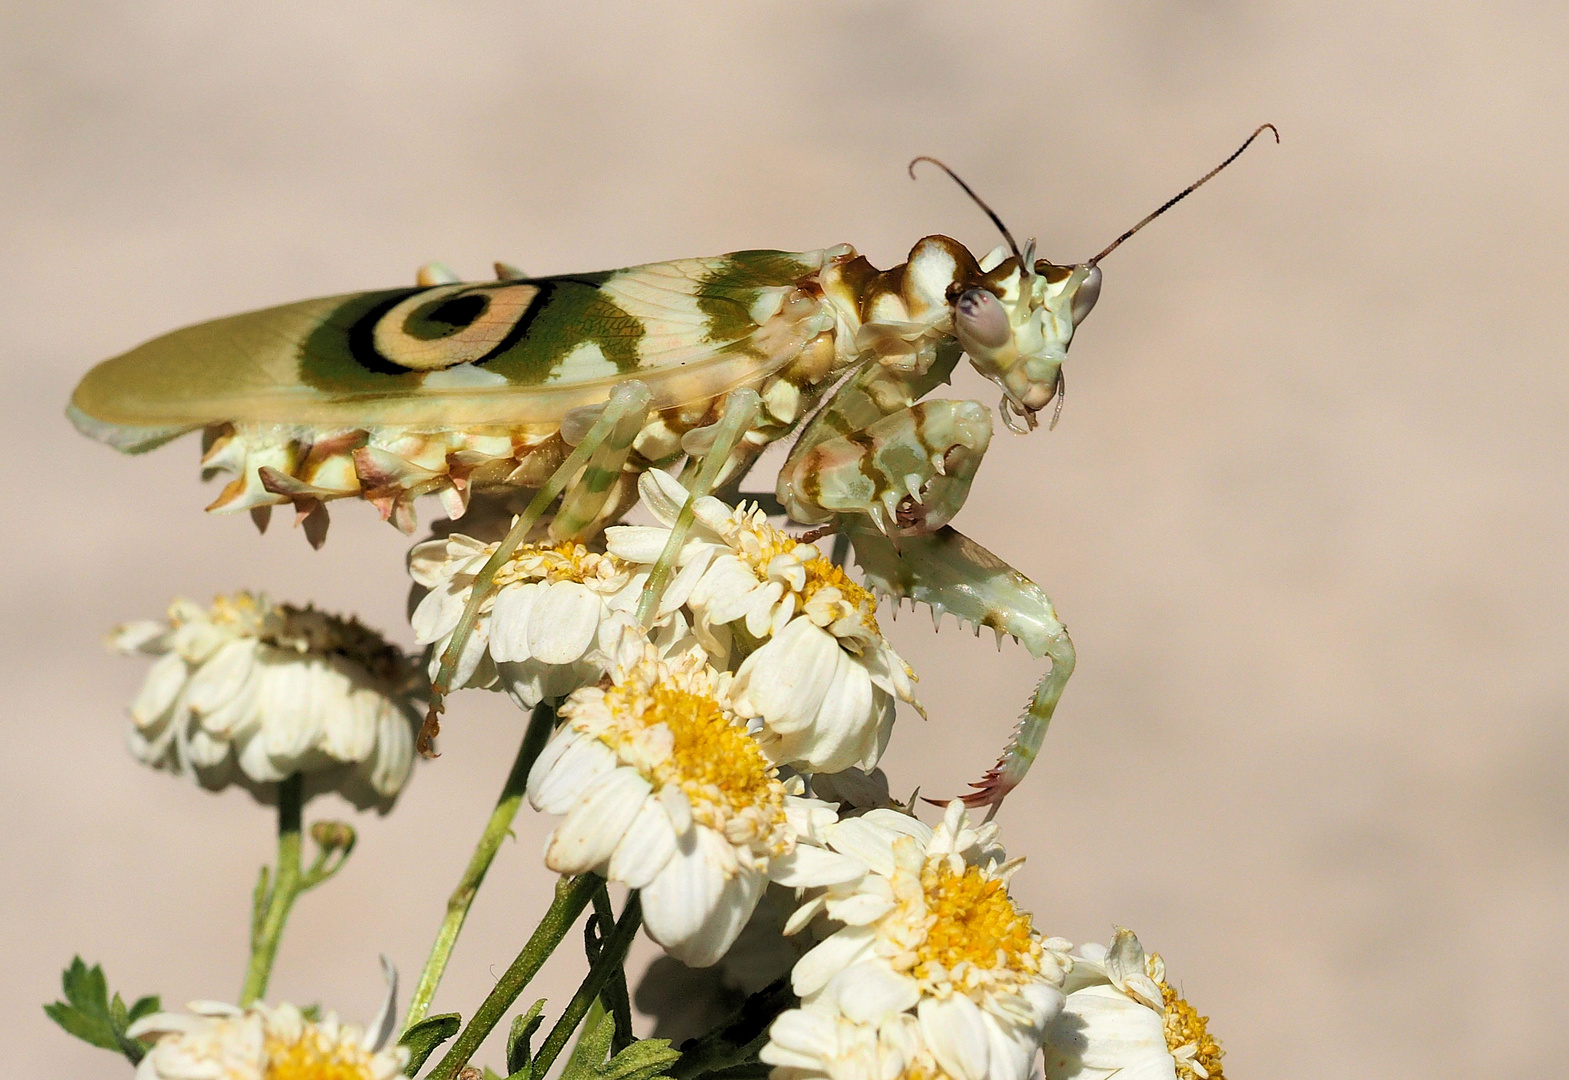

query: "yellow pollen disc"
left=612, top=683, right=785, bottom=824
left=914, top=861, right=1039, bottom=977
left=495, top=540, right=620, bottom=586
left=732, top=511, right=805, bottom=572
left=264, top=1031, right=377, bottom=1080
left=801, top=556, right=881, bottom=634
left=1150, top=954, right=1225, bottom=1080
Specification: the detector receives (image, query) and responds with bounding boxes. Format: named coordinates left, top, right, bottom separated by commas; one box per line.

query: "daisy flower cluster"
left=111, top=592, right=423, bottom=805
left=84, top=466, right=1229, bottom=1080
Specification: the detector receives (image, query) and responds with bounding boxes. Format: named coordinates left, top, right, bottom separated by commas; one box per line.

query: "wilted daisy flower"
left=527, top=629, right=865, bottom=966
left=128, top=961, right=405, bottom=1080
left=606, top=470, right=919, bottom=775
left=1043, top=929, right=1225, bottom=1080
left=409, top=531, right=643, bottom=708
left=112, top=594, right=422, bottom=805
left=769, top=801, right=1071, bottom=1080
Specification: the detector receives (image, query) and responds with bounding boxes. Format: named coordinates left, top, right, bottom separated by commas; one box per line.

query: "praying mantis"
left=69, top=126, right=1275, bottom=806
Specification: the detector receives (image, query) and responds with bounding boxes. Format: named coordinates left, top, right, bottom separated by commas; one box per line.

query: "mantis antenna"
left=909, top=155, right=1026, bottom=270
left=1089, top=123, right=1279, bottom=266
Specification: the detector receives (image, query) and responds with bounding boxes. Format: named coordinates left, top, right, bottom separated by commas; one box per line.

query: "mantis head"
left=914, top=124, right=1276, bottom=433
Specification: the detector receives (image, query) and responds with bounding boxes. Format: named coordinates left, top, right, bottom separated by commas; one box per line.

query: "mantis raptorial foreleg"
left=846, top=523, right=1074, bottom=813
left=418, top=380, right=653, bottom=752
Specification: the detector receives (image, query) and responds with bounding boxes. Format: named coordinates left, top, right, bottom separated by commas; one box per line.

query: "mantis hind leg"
left=418, top=381, right=653, bottom=753
left=635, top=388, right=762, bottom=626
left=845, top=522, right=1075, bottom=815
left=550, top=400, right=652, bottom=542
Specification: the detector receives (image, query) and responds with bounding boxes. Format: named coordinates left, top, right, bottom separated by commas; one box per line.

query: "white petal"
left=983, top=1006, right=1048, bottom=1080
left=528, top=733, right=617, bottom=815
left=826, top=964, right=920, bottom=1024
left=768, top=844, right=865, bottom=888
left=546, top=768, right=652, bottom=874
left=322, top=681, right=379, bottom=763
left=604, top=525, right=672, bottom=564
left=659, top=783, right=693, bottom=835
left=130, top=653, right=188, bottom=728
left=1044, top=986, right=1170, bottom=1080
left=671, top=866, right=766, bottom=967
left=782, top=894, right=829, bottom=936
left=758, top=1006, right=838, bottom=1069
left=641, top=827, right=729, bottom=962
left=733, top=620, right=836, bottom=735
left=791, top=925, right=877, bottom=998
left=821, top=891, right=896, bottom=926
left=607, top=795, right=679, bottom=888
left=183, top=639, right=256, bottom=716
left=410, top=582, right=468, bottom=645
left=234, top=727, right=289, bottom=783
left=637, top=468, right=691, bottom=526
left=823, top=817, right=901, bottom=878
left=919, top=994, right=991, bottom=1080
left=527, top=582, right=600, bottom=664
left=658, top=545, right=716, bottom=616
left=798, top=657, right=877, bottom=773
left=488, top=584, right=539, bottom=663
left=368, top=702, right=415, bottom=797
left=258, top=659, right=325, bottom=759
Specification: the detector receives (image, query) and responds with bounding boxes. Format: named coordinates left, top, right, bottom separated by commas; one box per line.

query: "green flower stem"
left=404, top=702, right=556, bottom=1031
left=426, top=873, right=600, bottom=1080
left=240, top=773, right=304, bottom=1006
left=530, top=891, right=643, bottom=1079
left=591, top=885, right=636, bottom=1054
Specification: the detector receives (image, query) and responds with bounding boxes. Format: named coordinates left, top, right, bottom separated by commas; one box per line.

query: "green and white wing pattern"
left=69, top=249, right=836, bottom=445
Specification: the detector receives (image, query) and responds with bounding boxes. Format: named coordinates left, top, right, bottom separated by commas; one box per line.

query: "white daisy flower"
left=526, top=632, right=865, bottom=967
left=1043, top=929, right=1225, bottom=1080
left=112, top=594, right=423, bottom=805
left=606, top=470, right=920, bottom=775
left=128, top=960, right=405, bottom=1080
left=408, top=532, right=644, bottom=708
left=767, top=801, right=1072, bottom=1080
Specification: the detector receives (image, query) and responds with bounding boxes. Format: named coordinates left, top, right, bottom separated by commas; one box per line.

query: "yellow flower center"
left=729, top=509, right=806, bottom=571
left=1151, top=954, right=1225, bottom=1080
left=494, top=541, right=624, bottom=587
left=800, top=556, right=881, bottom=635
left=605, top=681, right=786, bottom=830
left=264, top=1031, right=378, bottom=1080
left=914, top=861, right=1040, bottom=979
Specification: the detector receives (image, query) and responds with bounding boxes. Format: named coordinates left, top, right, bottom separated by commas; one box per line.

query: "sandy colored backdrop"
left=4, top=2, right=1566, bottom=1076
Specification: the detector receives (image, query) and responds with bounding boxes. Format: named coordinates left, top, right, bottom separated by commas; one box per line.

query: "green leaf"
left=399, top=1011, right=461, bottom=1077
left=559, top=1012, right=614, bottom=1080
left=483, top=1070, right=509, bottom=1080
left=595, top=1037, right=681, bottom=1080
left=299, top=1004, right=323, bottom=1023
left=506, top=998, right=548, bottom=1078
left=42, top=957, right=161, bottom=1066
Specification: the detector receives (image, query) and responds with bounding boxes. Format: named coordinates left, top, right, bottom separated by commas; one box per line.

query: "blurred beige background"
left=4, top=2, right=1566, bottom=1076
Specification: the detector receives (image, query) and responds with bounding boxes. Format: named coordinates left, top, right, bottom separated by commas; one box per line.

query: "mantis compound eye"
left=1070, top=264, right=1102, bottom=325
left=953, top=287, right=1012, bottom=352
